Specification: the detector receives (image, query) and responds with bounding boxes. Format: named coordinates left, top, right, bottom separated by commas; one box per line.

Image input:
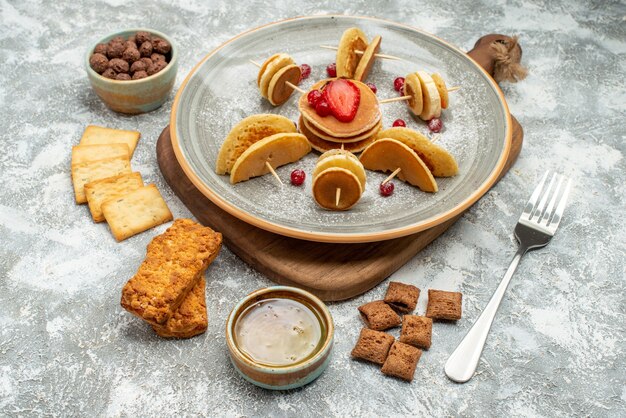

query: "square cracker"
left=80, top=125, right=140, bottom=157
left=84, top=172, right=144, bottom=222
left=121, top=218, right=222, bottom=325
left=71, top=156, right=131, bottom=204
left=152, top=277, right=208, bottom=338
left=101, top=184, right=173, bottom=241
left=71, top=143, right=130, bottom=166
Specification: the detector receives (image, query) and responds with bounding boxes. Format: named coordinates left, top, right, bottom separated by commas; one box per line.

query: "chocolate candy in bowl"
left=85, top=28, right=177, bottom=114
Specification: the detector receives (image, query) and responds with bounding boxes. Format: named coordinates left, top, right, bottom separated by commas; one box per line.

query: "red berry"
left=299, top=63, right=311, bottom=81
left=315, top=98, right=332, bottom=117
left=326, top=62, right=337, bottom=77
left=307, top=90, right=322, bottom=106
left=393, top=77, right=405, bottom=92
left=290, top=169, right=306, bottom=186
left=392, top=119, right=406, bottom=127
left=366, top=82, right=377, bottom=94
left=428, top=118, right=443, bottom=133
left=380, top=182, right=395, bottom=197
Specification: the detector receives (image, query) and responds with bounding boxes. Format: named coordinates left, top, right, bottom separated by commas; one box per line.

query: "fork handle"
left=444, top=246, right=527, bottom=383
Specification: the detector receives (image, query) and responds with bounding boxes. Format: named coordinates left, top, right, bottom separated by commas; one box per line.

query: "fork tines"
left=520, top=171, right=572, bottom=234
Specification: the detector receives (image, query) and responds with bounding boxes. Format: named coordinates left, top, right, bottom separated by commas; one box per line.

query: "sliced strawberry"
left=322, top=79, right=360, bottom=123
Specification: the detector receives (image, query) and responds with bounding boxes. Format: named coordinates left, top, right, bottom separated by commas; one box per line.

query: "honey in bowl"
left=226, top=286, right=334, bottom=390
left=234, top=297, right=325, bottom=367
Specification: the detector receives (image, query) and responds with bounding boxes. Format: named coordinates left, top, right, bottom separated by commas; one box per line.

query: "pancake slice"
left=354, top=35, right=381, bottom=82
left=216, top=114, right=296, bottom=175
left=375, top=127, right=458, bottom=177
left=359, top=138, right=438, bottom=193
left=431, top=73, right=449, bottom=109
left=336, top=28, right=368, bottom=79
left=230, top=133, right=310, bottom=184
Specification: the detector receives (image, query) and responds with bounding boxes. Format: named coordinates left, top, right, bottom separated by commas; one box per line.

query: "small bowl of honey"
left=226, top=286, right=334, bottom=390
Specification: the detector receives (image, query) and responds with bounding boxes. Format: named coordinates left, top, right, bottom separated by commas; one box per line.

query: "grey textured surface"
left=1, top=0, right=624, bottom=417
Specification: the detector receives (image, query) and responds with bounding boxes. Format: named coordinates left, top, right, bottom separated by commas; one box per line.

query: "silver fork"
left=444, top=171, right=572, bottom=383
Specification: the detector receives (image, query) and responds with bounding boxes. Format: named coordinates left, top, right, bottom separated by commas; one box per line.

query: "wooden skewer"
left=431, top=133, right=442, bottom=143
left=335, top=187, right=341, bottom=207
left=319, top=45, right=403, bottom=61
left=382, top=167, right=401, bottom=185
left=250, top=59, right=307, bottom=94
left=265, top=161, right=283, bottom=185
left=379, top=95, right=412, bottom=104
left=378, top=86, right=460, bottom=105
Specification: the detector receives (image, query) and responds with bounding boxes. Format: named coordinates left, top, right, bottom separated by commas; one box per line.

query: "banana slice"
left=216, top=114, right=297, bottom=175
left=353, top=35, right=381, bottom=82
left=230, top=133, right=310, bottom=184
left=403, top=73, right=423, bottom=116
left=268, top=64, right=301, bottom=106
left=359, top=138, right=438, bottom=193
left=415, top=71, right=441, bottom=120
left=336, top=27, right=368, bottom=79
left=258, top=53, right=294, bottom=98
left=313, top=150, right=366, bottom=190
left=375, top=127, right=458, bottom=177
left=431, top=73, right=449, bottom=109
left=312, top=167, right=363, bottom=210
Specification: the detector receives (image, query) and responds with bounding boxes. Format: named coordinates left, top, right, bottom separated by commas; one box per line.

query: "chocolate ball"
left=150, top=53, right=166, bottom=62
left=109, top=36, right=125, bottom=45
left=107, top=42, right=125, bottom=59
left=116, top=73, right=131, bottom=80
left=135, top=31, right=152, bottom=44
left=108, top=58, right=129, bottom=73
left=132, top=70, right=148, bottom=80
left=140, top=57, right=152, bottom=67
left=102, top=68, right=117, bottom=79
left=147, top=60, right=167, bottom=76
left=125, top=40, right=138, bottom=50
left=152, top=38, right=171, bottom=55
left=94, top=43, right=108, bottom=55
left=139, top=41, right=153, bottom=57
left=122, top=47, right=140, bottom=63
left=130, top=60, right=147, bottom=73
left=89, top=53, right=109, bottom=74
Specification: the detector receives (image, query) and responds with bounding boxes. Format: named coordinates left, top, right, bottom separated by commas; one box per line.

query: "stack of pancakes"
left=298, top=79, right=382, bottom=153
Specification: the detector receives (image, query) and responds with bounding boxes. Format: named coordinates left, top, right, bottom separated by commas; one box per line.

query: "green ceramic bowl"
left=85, top=28, right=178, bottom=114
left=226, top=286, right=334, bottom=390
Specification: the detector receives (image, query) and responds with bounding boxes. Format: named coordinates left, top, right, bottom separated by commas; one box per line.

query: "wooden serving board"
left=157, top=36, right=524, bottom=301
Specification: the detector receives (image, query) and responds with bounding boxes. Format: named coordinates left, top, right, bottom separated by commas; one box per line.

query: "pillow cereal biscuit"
left=399, top=315, right=432, bottom=349
left=384, top=281, right=420, bottom=313
left=381, top=341, right=422, bottom=381
left=426, top=289, right=463, bottom=321
left=351, top=328, right=395, bottom=365
left=358, top=300, right=401, bottom=331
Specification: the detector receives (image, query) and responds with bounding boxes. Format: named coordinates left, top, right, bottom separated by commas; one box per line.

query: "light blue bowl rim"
left=226, top=286, right=335, bottom=375
left=84, top=27, right=178, bottom=84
